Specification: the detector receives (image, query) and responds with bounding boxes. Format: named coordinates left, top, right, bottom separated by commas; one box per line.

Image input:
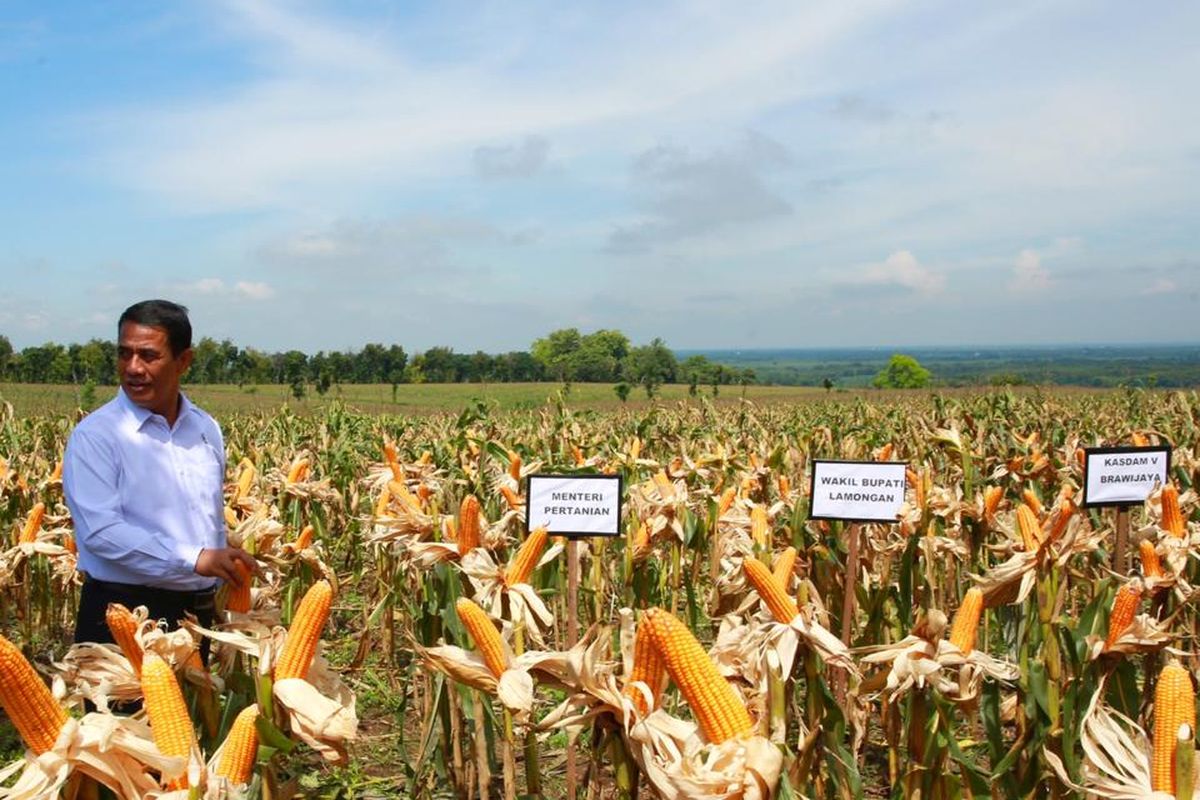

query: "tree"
left=614, top=382, right=632, bottom=403
left=531, top=328, right=582, bottom=381
left=873, top=354, right=932, bottom=389
left=625, top=338, right=677, bottom=398
left=0, top=335, right=11, bottom=379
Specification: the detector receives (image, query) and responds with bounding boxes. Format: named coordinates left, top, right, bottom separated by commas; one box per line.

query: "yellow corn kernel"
left=1021, top=488, right=1044, bottom=518
left=18, top=502, right=45, bottom=544
left=106, top=603, right=144, bottom=676
left=1153, top=661, right=1196, bottom=792
left=750, top=506, right=769, bottom=548
left=948, top=588, right=983, bottom=655
left=285, top=457, right=309, bottom=485
left=0, top=635, right=68, bottom=755
left=215, top=705, right=259, bottom=785
left=226, top=561, right=253, bottom=614
left=504, top=528, right=547, bottom=587
left=1162, top=484, right=1186, bottom=538
left=771, top=546, right=798, bottom=589
left=744, top=558, right=798, bottom=623
left=1016, top=504, right=1043, bottom=552
left=457, top=495, right=481, bottom=556
left=274, top=580, right=333, bottom=680
left=456, top=598, right=507, bottom=678
left=1104, top=582, right=1142, bottom=650
left=1141, top=539, right=1164, bottom=579
left=641, top=608, right=753, bottom=744
left=141, top=652, right=196, bottom=790
left=623, top=619, right=666, bottom=715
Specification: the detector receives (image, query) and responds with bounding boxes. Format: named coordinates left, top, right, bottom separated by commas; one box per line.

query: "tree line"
left=0, top=329, right=756, bottom=395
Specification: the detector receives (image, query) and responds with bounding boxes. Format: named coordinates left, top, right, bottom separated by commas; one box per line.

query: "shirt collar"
left=117, top=387, right=194, bottom=431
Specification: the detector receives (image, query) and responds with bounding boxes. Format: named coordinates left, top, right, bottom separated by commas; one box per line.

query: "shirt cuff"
left=180, top=543, right=207, bottom=578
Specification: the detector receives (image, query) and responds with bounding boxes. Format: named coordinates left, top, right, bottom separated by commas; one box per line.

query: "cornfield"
left=0, top=387, right=1198, bottom=799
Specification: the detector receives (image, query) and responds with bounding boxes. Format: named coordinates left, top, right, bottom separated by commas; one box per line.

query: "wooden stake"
left=566, top=538, right=579, bottom=800
left=1114, top=506, right=1130, bottom=575
left=836, top=522, right=861, bottom=704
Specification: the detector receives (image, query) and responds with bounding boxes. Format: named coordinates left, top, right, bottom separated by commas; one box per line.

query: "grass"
left=0, top=382, right=832, bottom=418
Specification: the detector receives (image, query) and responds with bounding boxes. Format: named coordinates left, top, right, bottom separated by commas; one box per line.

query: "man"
left=64, top=299, right=256, bottom=645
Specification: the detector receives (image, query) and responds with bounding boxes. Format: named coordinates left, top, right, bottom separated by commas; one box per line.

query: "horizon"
left=1, top=2, right=1197, bottom=351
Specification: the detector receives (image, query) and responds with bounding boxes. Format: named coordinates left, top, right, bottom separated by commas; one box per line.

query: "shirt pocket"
left=179, top=440, right=225, bottom=506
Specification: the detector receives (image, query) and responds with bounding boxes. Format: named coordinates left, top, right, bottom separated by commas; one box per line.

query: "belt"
left=84, top=576, right=218, bottom=609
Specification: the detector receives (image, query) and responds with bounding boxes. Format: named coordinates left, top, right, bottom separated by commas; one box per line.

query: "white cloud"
left=1140, top=278, right=1177, bottom=296
left=187, top=277, right=226, bottom=294
left=1012, top=249, right=1051, bottom=292
left=857, top=250, right=945, bottom=295
left=233, top=281, right=275, bottom=300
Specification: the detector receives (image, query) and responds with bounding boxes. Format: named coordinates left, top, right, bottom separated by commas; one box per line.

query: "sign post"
left=1082, top=446, right=1171, bottom=573
left=525, top=474, right=623, bottom=800
left=809, top=459, right=907, bottom=702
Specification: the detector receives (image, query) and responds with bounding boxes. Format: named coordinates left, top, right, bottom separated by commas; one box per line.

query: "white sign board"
left=809, top=460, right=907, bottom=523
left=526, top=474, right=623, bottom=537
left=1083, top=446, right=1171, bottom=507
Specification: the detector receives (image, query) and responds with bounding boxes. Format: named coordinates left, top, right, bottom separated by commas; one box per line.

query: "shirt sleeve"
left=63, top=427, right=201, bottom=583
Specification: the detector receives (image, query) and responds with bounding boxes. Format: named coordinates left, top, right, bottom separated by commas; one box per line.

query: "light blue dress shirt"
left=63, top=388, right=226, bottom=590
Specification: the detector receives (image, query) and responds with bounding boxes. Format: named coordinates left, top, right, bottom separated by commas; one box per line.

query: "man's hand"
left=195, top=547, right=259, bottom=586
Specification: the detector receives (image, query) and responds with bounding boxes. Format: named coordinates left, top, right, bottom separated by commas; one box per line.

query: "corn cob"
left=418, top=450, right=433, bottom=465
left=216, top=705, right=259, bottom=785
left=504, top=527, right=547, bottom=586
left=1153, top=661, right=1196, bottom=792
left=141, top=652, right=196, bottom=789
left=623, top=618, right=666, bottom=715
left=1021, top=488, right=1044, bottom=517
left=383, top=441, right=403, bottom=481
left=458, top=495, right=481, bottom=556
left=1132, top=431, right=1151, bottom=447
left=750, top=506, right=769, bottom=548
left=293, top=524, right=314, bottom=551
left=717, top=487, right=736, bottom=516
left=777, top=475, right=790, bottom=496
left=234, top=460, right=256, bottom=502
left=907, top=468, right=926, bottom=510
left=417, top=483, right=433, bottom=506
left=274, top=580, right=333, bottom=680
left=1141, top=539, right=1164, bottom=579
left=772, top=546, right=798, bottom=588
left=63, top=534, right=75, bottom=554
left=948, top=588, right=983, bottom=655
left=0, top=635, right=68, bottom=755
left=571, top=445, right=585, bottom=466
left=744, top=558, right=799, bottom=623
left=387, top=480, right=421, bottom=514
left=1017, top=504, right=1043, bottom=552
left=106, top=603, right=144, bottom=676
left=1047, top=497, right=1075, bottom=541
left=641, top=608, right=753, bottom=744
left=500, top=485, right=521, bottom=511
left=456, top=598, right=508, bottom=678
left=877, top=443, right=894, bottom=461
left=629, top=437, right=641, bottom=460
left=1104, top=582, right=1142, bottom=650
left=632, top=521, right=650, bottom=551
left=1162, top=484, right=1186, bottom=538
left=1028, top=453, right=1049, bottom=474
left=50, top=460, right=63, bottom=482
left=507, top=451, right=522, bottom=482
left=285, top=457, right=309, bottom=485
left=981, top=486, right=1003, bottom=519
left=373, top=483, right=392, bottom=516
left=226, top=561, right=253, bottom=614
left=18, top=502, right=45, bottom=544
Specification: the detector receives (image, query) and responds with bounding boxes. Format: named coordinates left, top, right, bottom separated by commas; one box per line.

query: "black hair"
left=118, top=300, right=193, bottom=356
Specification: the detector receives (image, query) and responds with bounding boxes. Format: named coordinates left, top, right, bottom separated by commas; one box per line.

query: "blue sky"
left=2, top=1, right=1198, bottom=353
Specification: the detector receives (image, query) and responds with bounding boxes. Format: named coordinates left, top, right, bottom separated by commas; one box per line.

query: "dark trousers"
left=75, top=577, right=216, bottom=661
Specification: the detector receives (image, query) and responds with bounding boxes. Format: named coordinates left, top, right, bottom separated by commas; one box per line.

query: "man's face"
left=117, top=322, right=192, bottom=418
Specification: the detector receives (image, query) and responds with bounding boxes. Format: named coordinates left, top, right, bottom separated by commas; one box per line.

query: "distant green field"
left=0, top=381, right=842, bottom=418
